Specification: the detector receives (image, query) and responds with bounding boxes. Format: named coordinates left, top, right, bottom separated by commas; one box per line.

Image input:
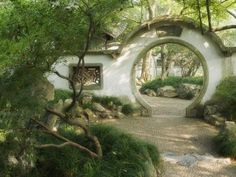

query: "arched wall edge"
left=130, top=38, right=209, bottom=117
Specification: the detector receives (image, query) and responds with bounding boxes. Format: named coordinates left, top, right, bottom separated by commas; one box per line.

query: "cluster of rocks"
left=143, top=83, right=201, bottom=100
left=46, top=94, right=129, bottom=130
left=203, top=105, right=225, bottom=127
left=68, top=93, right=127, bottom=121
left=203, top=105, right=235, bottom=128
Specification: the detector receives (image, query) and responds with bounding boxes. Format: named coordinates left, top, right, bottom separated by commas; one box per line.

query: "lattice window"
left=70, top=64, right=102, bottom=90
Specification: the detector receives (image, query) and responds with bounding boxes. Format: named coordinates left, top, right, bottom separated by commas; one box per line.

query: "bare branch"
left=46, top=108, right=88, bottom=133
left=35, top=142, right=72, bottom=149
left=213, top=25, right=236, bottom=32
left=54, top=71, right=71, bottom=81
left=180, top=0, right=187, bottom=15
left=31, top=118, right=99, bottom=158
left=53, top=70, right=77, bottom=112
left=45, top=108, right=103, bottom=157
left=227, top=9, right=236, bottom=19
left=220, top=0, right=230, bottom=4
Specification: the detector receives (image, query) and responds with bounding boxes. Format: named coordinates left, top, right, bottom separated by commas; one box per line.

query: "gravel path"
left=106, top=96, right=236, bottom=177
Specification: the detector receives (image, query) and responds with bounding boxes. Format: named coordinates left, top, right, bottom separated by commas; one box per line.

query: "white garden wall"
left=48, top=18, right=236, bottom=116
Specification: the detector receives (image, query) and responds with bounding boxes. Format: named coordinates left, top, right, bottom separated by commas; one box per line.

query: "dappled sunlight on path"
left=106, top=96, right=236, bottom=177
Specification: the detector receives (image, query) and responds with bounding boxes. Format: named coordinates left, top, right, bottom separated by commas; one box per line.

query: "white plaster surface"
left=48, top=54, right=136, bottom=102
left=232, top=53, right=236, bottom=76
left=48, top=22, right=236, bottom=111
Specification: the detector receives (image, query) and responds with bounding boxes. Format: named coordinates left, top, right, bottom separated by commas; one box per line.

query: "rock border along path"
left=106, top=96, right=236, bottom=177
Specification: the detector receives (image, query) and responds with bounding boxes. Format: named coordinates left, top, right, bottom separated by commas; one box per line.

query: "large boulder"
left=75, top=105, right=83, bottom=116
left=143, top=89, right=157, bottom=97
left=204, top=105, right=219, bottom=119
left=97, top=111, right=113, bottom=119
left=225, top=121, right=235, bottom=130
left=81, top=93, right=93, bottom=104
left=32, top=78, right=54, bottom=101
left=157, top=86, right=178, bottom=98
left=206, top=114, right=225, bottom=126
left=45, top=99, right=64, bottom=130
left=92, top=102, right=106, bottom=112
left=83, top=108, right=97, bottom=121
left=112, top=111, right=126, bottom=119
left=63, top=98, right=73, bottom=109
left=203, top=104, right=228, bottom=126
left=177, top=83, right=200, bottom=99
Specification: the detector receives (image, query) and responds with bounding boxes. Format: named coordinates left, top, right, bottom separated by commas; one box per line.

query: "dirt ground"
left=106, top=96, right=236, bottom=177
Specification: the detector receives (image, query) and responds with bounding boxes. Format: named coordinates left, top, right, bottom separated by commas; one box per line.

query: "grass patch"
left=121, top=104, right=135, bottom=115
left=215, top=125, right=236, bottom=159
left=32, top=125, right=162, bottom=177
left=92, top=96, right=122, bottom=107
left=92, top=96, right=137, bottom=115
left=140, top=76, right=203, bottom=93
left=82, top=102, right=94, bottom=110
left=53, top=89, right=72, bottom=103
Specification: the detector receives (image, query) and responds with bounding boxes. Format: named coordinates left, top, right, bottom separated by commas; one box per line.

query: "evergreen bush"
left=213, top=76, right=236, bottom=120
left=215, top=125, right=236, bottom=159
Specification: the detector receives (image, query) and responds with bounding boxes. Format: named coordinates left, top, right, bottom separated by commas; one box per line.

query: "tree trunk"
left=146, top=0, right=153, bottom=20
left=206, top=0, right=212, bottom=31
left=140, top=51, right=152, bottom=81
left=160, top=46, right=167, bottom=80
left=197, top=0, right=204, bottom=34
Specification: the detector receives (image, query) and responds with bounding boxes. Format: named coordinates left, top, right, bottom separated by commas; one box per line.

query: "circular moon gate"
left=117, top=18, right=230, bottom=117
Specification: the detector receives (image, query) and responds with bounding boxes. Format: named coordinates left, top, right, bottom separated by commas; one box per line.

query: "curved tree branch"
left=213, top=25, right=236, bottom=32
left=31, top=118, right=100, bottom=158
left=45, top=108, right=103, bottom=157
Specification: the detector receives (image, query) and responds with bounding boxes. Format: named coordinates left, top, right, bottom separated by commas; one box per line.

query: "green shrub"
left=53, top=89, right=72, bottom=103
left=0, top=130, right=36, bottom=177
left=211, top=76, right=236, bottom=120
left=182, top=76, right=204, bottom=85
left=31, top=125, right=162, bottom=177
left=215, top=125, right=236, bottom=159
left=0, top=67, right=46, bottom=114
left=0, top=129, right=6, bottom=142
left=82, top=102, right=94, bottom=110
left=121, top=104, right=135, bottom=115
left=182, top=91, right=195, bottom=100
left=140, top=76, right=203, bottom=93
left=92, top=96, right=122, bottom=108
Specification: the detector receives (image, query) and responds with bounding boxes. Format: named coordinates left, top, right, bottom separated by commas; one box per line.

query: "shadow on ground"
left=105, top=96, right=236, bottom=177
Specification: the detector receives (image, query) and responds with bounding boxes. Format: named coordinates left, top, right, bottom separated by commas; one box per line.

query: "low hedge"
left=140, top=76, right=203, bottom=93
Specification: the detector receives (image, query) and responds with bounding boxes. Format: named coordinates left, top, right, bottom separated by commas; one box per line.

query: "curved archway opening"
left=131, top=39, right=208, bottom=117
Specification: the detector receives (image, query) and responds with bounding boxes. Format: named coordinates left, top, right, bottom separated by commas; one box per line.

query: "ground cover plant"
left=215, top=125, right=236, bottom=159
left=0, top=125, right=162, bottom=177
left=92, top=95, right=122, bottom=108
left=53, top=89, right=72, bottom=103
